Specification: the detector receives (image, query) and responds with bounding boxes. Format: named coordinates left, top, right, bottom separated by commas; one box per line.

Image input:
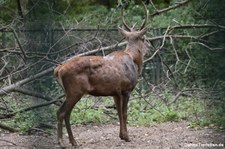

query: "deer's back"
left=55, top=51, right=139, bottom=96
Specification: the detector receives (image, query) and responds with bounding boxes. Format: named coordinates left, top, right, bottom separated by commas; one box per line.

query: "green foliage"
left=0, top=0, right=17, bottom=22
left=207, top=101, right=225, bottom=128
left=127, top=91, right=225, bottom=128
left=3, top=107, right=55, bottom=132
left=3, top=91, right=224, bottom=132
left=70, top=98, right=111, bottom=125
left=150, top=0, right=195, bottom=28
left=67, top=91, right=225, bottom=129
left=14, top=111, right=37, bottom=131
left=74, top=5, right=109, bottom=27
left=2, top=95, right=56, bottom=132
left=163, top=109, right=179, bottom=122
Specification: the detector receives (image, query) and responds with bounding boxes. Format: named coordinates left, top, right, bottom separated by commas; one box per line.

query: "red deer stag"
left=54, top=2, right=149, bottom=148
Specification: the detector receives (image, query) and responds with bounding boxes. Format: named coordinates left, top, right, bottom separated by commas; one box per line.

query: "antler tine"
left=121, top=5, right=131, bottom=31
left=140, top=1, right=148, bottom=30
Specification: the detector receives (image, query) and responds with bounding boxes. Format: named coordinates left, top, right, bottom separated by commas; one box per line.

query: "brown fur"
left=55, top=27, right=149, bottom=147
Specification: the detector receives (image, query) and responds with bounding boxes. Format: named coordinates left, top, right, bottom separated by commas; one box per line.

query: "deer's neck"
left=125, top=47, right=144, bottom=74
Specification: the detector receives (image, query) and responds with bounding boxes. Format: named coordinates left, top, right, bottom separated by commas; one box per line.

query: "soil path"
left=0, top=121, right=224, bottom=149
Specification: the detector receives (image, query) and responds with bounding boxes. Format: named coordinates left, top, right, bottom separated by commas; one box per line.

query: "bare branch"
left=183, top=47, right=192, bottom=74
left=2, top=23, right=220, bottom=97
left=144, top=26, right=171, bottom=63
left=0, top=40, right=127, bottom=96
left=16, top=0, right=24, bottom=19
left=14, top=88, right=61, bottom=106
left=150, top=0, right=192, bottom=17
left=190, top=42, right=224, bottom=50
left=0, top=98, right=60, bottom=119
left=168, top=88, right=204, bottom=105
left=0, top=67, right=53, bottom=96
left=149, top=0, right=158, bottom=12
left=12, top=29, right=27, bottom=60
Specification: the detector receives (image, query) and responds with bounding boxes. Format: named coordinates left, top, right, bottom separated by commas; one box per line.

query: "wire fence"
left=0, top=28, right=165, bottom=86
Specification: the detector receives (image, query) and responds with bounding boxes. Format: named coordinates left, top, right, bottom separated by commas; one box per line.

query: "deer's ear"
left=118, top=27, right=130, bottom=38
left=138, top=27, right=148, bottom=37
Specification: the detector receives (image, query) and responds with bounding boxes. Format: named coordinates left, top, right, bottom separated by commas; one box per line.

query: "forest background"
left=0, top=0, right=225, bottom=133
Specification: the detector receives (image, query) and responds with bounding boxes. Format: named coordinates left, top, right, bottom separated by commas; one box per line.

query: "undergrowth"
left=3, top=91, right=225, bottom=132
left=68, top=91, right=225, bottom=129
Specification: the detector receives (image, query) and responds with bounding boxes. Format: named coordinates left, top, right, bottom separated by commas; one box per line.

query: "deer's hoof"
left=120, top=134, right=131, bottom=142
left=58, top=139, right=66, bottom=149
left=124, top=137, right=131, bottom=142
left=121, top=137, right=131, bottom=142
left=70, top=140, right=77, bottom=147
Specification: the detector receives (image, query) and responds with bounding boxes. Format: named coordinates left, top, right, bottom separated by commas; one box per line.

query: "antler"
left=121, top=1, right=148, bottom=31
left=140, top=1, right=148, bottom=30
left=121, top=5, right=131, bottom=31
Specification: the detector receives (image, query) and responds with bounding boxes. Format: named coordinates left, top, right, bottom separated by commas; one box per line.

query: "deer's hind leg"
left=57, top=101, right=66, bottom=148
left=57, top=89, right=83, bottom=147
left=64, top=93, right=83, bottom=146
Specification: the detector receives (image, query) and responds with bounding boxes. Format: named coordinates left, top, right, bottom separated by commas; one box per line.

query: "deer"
left=54, top=2, right=149, bottom=148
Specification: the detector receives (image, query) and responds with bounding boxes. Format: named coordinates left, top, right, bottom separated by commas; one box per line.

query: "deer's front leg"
left=121, top=92, right=130, bottom=142
left=114, top=95, right=130, bottom=142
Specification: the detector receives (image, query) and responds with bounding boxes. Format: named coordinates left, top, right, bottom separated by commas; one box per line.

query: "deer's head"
left=119, top=1, right=150, bottom=56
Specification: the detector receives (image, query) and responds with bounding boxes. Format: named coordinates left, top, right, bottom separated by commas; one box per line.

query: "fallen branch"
left=0, top=67, right=54, bottom=96
left=28, top=127, right=53, bottom=135
left=0, top=139, right=17, bottom=146
left=15, top=87, right=61, bottom=106
left=0, top=41, right=126, bottom=97
left=0, top=98, right=60, bottom=119
left=0, top=123, right=19, bottom=132
left=1, top=23, right=221, bottom=97
left=168, top=88, right=204, bottom=105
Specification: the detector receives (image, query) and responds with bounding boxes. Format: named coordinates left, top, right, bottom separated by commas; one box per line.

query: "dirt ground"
left=0, top=121, right=224, bottom=149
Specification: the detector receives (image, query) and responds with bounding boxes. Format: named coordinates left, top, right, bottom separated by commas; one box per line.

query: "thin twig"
left=12, top=28, right=27, bottom=60
left=144, top=26, right=170, bottom=63
left=150, top=0, right=192, bottom=17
